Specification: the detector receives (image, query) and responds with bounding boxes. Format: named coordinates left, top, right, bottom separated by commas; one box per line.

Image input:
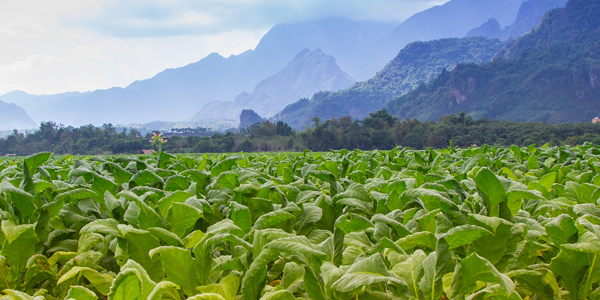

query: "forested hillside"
left=348, top=0, right=523, bottom=78
left=273, top=37, right=505, bottom=129
left=466, top=0, right=567, bottom=39
left=386, top=0, right=600, bottom=123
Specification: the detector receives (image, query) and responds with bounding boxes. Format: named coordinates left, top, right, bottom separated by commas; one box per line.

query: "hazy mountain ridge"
left=272, top=36, right=505, bottom=129
left=0, top=90, right=88, bottom=124
left=4, top=18, right=395, bottom=127
left=347, top=0, right=524, bottom=80
left=386, top=0, right=600, bottom=123
left=191, top=49, right=354, bottom=123
left=466, top=0, right=568, bottom=40
left=0, top=100, right=37, bottom=130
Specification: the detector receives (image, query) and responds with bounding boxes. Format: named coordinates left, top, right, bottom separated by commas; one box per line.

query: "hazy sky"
left=0, top=0, right=447, bottom=96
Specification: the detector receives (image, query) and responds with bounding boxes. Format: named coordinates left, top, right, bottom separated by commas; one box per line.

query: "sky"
left=0, top=0, right=447, bottom=96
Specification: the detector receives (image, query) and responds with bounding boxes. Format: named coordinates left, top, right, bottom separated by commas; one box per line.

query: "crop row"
left=0, top=144, right=599, bottom=299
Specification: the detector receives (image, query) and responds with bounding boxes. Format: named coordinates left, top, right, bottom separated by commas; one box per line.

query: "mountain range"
left=191, top=49, right=354, bottom=123
left=271, top=36, right=506, bottom=128
left=0, top=100, right=37, bottom=130
left=386, top=0, right=600, bottom=123
left=466, top=0, right=568, bottom=39
left=0, top=0, right=532, bottom=128
left=0, top=18, right=395, bottom=127
left=0, top=0, right=580, bottom=132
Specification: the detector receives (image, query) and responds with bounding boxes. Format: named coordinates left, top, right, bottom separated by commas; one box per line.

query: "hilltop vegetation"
left=466, top=0, right=568, bottom=40
left=387, top=0, right=600, bottom=123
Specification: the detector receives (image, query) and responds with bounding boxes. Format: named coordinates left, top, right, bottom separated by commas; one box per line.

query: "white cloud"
left=72, top=0, right=448, bottom=37
left=0, top=0, right=446, bottom=96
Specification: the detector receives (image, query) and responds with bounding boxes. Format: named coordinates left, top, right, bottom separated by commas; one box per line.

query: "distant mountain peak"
left=0, top=100, right=37, bottom=130
left=466, top=0, right=568, bottom=40
left=191, top=48, right=355, bottom=124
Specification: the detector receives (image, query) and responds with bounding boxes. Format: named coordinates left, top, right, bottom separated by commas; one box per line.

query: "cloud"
left=70, top=0, right=448, bottom=38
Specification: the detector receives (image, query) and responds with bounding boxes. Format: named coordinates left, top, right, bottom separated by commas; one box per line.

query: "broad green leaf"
left=65, top=285, right=98, bottom=300
left=391, top=250, right=426, bottom=298
left=253, top=211, right=295, bottom=230
left=107, top=269, right=142, bottom=300
left=441, top=225, right=492, bottom=249
left=168, top=202, right=203, bottom=237
left=451, top=253, right=514, bottom=297
left=473, top=168, right=507, bottom=218
left=550, top=248, right=589, bottom=300
left=335, top=213, right=374, bottom=234
left=147, top=281, right=180, bottom=300
left=1, top=221, right=39, bottom=276
left=150, top=246, right=198, bottom=296
left=331, top=254, right=405, bottom=293
left=210, top=154, right=242, bottom=177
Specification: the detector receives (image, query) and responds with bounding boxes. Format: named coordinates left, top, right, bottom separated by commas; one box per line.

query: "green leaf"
left=266, top=236, right=326, bottom=257
left=451, top=253, right=515, bottom=297
left=468, top=215, right=514, bottom=264
left=401, top=188, right=456, bottom=212
left=396, top=231, right=437, bottom=251
left=156, top=191, right=193, bottom=217
left=164, top=175, right=191, bottom=192
left=473, top=168, right=507, bottom=218
left=545, top=214, right=577, bottom=247
left=187, top=294, right=226, bottom=300
left=168, top=202, right=203, bottom=237
left=242, top=248, right=279, bottom=300
left=230, top=202, right=252, bottom=234
left=1, top=221, right=39, bottom=277
left=149, top=246, right=198, bottom=296
left=118, top=225, right=163, bottom=282
left=331, top=253, right=405, bottom=293
left=211, top=154, right=242, bottom=177
left=107, top=269, right=142, bottom=300
left=550, top=248, right=589, bottom=299
left=441, top=225, right=492, bottom=249
left=23, top=152, right=51, bottom=175
left=295, top=204, right=322, bottom=233
left=80, top=219, right=121, bottom=236
left=391, top=250, right=426, bottom=299
left=57, top=266, right=113, bottom=295
left=120, top=259, right=156, bottom=300
left=419, top=240, right=452, bottom=300
left=335, top=213, right=374, bottom=234
left=55, top=188, right=97, bottom=202
left=253, top=211, right=295, bottom=230
left=147, top=281, right=180, bottom=300
left=65, top=285, right=98, bottom=300
left=148, top=227, right=184, bottom=246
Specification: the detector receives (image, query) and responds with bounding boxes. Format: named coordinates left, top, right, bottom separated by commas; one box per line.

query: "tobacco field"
left=1, top=144, right=600, bottom=299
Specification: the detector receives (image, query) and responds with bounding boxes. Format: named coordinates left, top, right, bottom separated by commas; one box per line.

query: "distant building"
left=594, top=117, right=600, bottom=124
left=4, top=154, right=16, bottom=157
left=142, top=149, right=155, bottom=154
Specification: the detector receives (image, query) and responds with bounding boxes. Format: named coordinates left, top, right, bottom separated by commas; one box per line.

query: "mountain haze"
left=347, top=0, right=524, bottom=80
left=386, top=0, right=600, bottom=123
left=0, top=100, right=37, bottom=130
left=6, top=18, right=395, bottom=127
left=191, top=49, right=354, bottom=123
left=466, top=0, right=568, bottom=40
left=273, top=37, right=505, bottom=129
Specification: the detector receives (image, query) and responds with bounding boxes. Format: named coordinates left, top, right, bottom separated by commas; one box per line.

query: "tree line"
left=2, top=110, right=600, bottom=156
